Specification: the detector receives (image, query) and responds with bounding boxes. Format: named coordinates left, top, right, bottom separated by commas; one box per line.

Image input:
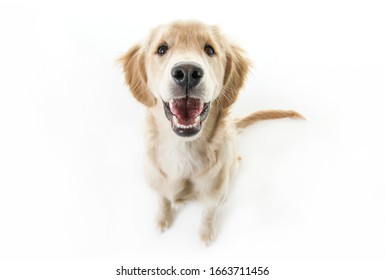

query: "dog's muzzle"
left=162, top=62, right=210, bottom=137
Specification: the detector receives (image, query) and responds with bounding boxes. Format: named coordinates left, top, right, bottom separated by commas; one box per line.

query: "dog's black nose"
left=171, top=63, right=204, bottom=89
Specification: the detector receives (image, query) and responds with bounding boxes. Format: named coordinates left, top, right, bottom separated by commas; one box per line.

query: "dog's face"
left=121, top=21, right=249, bottom=138
left=145, top=23, right=226, bottom=137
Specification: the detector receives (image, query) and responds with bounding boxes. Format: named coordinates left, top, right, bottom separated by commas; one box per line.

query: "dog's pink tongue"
left=170, top=97, right=203, bottom=125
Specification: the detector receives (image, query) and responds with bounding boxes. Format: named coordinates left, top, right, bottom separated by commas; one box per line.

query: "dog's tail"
left=234, top=110, right=304, bottom=130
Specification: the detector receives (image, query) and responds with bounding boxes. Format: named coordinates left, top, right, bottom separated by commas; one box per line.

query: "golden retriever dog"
left=120, top=20, right=303, bottom=245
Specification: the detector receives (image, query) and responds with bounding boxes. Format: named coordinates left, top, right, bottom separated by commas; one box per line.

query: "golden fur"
left=120, top=20, right=303, bottom=245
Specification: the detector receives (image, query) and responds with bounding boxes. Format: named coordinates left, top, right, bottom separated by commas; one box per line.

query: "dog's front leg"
left=200, top=203, right=219, bottom=245
left=156, top=180, right=183, bottom=232
left=143, top=161, right=173, bottom=232
left=156, top=195, right=172, bottom=232
left=199, top=166, right=230, bottom=245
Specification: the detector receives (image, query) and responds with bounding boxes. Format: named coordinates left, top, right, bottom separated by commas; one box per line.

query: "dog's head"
left=121, top=21, right=250, bottom=138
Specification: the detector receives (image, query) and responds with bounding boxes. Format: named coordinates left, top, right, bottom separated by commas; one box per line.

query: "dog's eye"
left=157, top=44, right=168, bottom=56
left=204, top=45, right=215, bottom=56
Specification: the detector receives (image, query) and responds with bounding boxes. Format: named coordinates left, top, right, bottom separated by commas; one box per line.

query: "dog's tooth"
left=173, top=115, right=178, bottom=124
left=194, top=116, right=200, bottom=126
left=173, top=115, right=198, bottom=129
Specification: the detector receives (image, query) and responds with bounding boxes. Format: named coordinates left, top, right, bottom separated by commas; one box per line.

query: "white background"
left=1, top=0, right=385, bottom=278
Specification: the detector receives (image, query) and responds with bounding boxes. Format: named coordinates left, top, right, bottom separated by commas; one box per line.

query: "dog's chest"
left=155, top=139, right=209, bottom=178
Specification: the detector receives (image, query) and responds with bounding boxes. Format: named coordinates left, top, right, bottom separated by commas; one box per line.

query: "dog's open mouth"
left=163, top=96, right=210, bottom=137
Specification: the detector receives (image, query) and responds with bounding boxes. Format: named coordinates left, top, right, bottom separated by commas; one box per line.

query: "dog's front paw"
left=200, top=224, right=215, bottom=246
left=156, top=212, right=172, bottom=232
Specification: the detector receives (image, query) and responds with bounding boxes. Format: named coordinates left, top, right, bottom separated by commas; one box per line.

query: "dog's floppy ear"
left=120, top=44, right=156, bottom=107
left=216, top=44, right=250, bottom=109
